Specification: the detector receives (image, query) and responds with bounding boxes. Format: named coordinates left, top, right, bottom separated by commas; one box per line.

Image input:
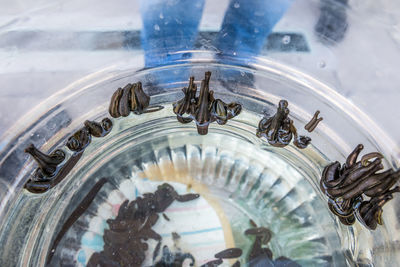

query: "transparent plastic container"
left=0, top=0, right=399, bottom=266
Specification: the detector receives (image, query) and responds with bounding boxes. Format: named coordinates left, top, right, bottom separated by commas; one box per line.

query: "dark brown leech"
left=132, top=82, right=151, bottom=114
left=173, top=72, right=241, bottom=135
left=304, top=110, right=323, bottom=132
left=249, top=219, right=258, bottom=228
left=214, top=248, right=243, bottom=259
left=364, top=169, right=400, bottom=197
left=201, top=258, right=223, bottom=267
left=109, top=87, right=123, bottom=118
left=195, top=71, right=213, bottom=135
left=175, top=193, right=201, bottom=202
left=153, top=241, right=162, bottom=261
left=162, top=213, right=170, bottom=221
left=346, top=144, right=364, bottom=168
left=84, top=118, right=113, bottom=137
left=248, top=236, right=273, bottom=262
left=47, top=178, right=107, bottom=264
left=118, top=83, right=132, bottom=117
left=257, top=100, right=311, bottom=149
left=173, top=76, right=197, bottom=123
left=66, top=127, right=91, bottom=152
left=320, top=144, right=400, bottom=229
left=24, top=144, right=65, bottom=178
left=356, top=187, right=400, bottom=230
left=245, top=227, right=272, bottom=244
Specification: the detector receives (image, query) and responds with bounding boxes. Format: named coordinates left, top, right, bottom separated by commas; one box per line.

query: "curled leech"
left=173, top=71, right=242, bottom=135
left=320, top=144, right=400, bottom=229
left=66, top=127, right=91, bottom=152
left=304, top=110, right=323, bottom=132
left=361, top=152, right=384, bottom=166
left=24, top=144, right=65, bottom=178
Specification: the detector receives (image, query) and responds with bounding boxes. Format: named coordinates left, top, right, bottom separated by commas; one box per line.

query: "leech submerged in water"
left=46, top=178, right=108, bottom=264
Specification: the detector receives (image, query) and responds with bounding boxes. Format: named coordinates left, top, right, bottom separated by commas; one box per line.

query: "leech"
left=162, top=213, right=170, bottom=221
left=214, top=248, right=243, bottom=259
left=84, top=118, right=113, bottom=138
left=66, top=127, right=91, bottom=152
left=304, top=110, right=323, bottom=132
left=24, top=180, right=51, bottom=194
left=346, top=144, right=364, bottom=168
left=364, top=170, right=400, bottom=197
left=109, top=87, right=123, bottom=118
left=118, top=83, right=132, bottom=117
left=361, top=152, right=383, bottom=166
left=133, top=81, right=150, bottom=113
left=47, top=178, right=107, bottom=264
left=245, top=227, right=272, bottom=237
left=24, top=144, right=65, bottom=177
left=84, top=120, right=103, bottom=137
left=142, top=105, right=165, bottom=113
left=175, top=193, right=200, bottom=202
left=339, top=158, right=383, bottom=187
left=339, top=214, right=356, bottom=226
left=201, top=258, right=223, bottom=267
left=153, top=241, right=161, bottom=261
left=249, top=219, right=258, bottom=228
left=320, top=162, right=342, bottom=190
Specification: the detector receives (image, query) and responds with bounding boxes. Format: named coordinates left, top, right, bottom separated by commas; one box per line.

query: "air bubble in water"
left=282, top=35, right=291, bottom=44
left=234, top=2, right=240, bottom=8
left=154, top=24, right=160, bottom=31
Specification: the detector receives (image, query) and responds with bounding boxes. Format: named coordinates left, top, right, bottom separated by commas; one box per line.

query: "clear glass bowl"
left=0, top=0, right=400, bottom=266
